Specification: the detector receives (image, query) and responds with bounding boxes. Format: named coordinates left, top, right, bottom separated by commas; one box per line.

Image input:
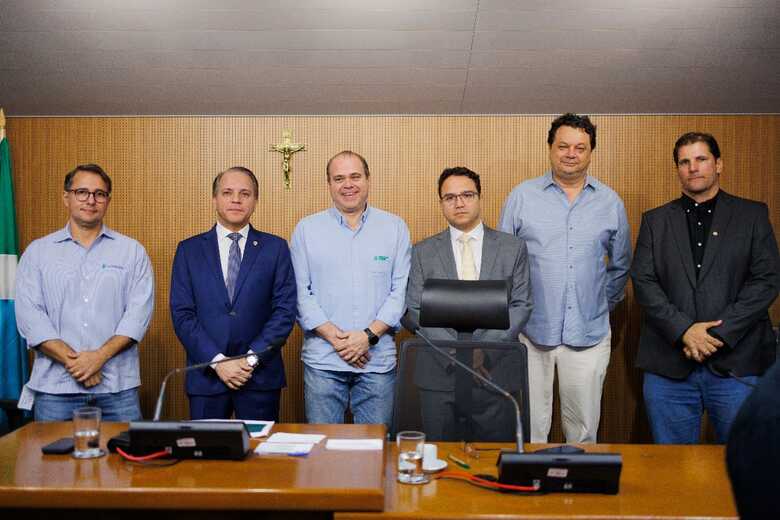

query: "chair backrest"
left=391, top=338, right=531, bottom=442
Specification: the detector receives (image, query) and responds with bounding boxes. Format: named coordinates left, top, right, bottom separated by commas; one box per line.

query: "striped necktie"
left=226, top=232, right=242, bottom=302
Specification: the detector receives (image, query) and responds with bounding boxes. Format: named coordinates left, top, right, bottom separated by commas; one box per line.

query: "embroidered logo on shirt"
left=101, top=264, right=125, bottom=270
left=374, top=256, right=389, bottom=261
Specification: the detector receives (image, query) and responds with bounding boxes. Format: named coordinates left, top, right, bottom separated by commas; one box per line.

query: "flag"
left=0, top=108, right=29, bottom=428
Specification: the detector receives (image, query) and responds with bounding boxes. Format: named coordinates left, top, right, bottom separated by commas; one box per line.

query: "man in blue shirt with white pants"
left=499, top=114, right=632, bottom=443
left=291, top=150, right=411, bottom=428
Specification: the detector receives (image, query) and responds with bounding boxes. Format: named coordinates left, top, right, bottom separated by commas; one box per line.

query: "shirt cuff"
left=115, top=319, right=149, bottom=344
left=210, top=353, right=227, bottom=370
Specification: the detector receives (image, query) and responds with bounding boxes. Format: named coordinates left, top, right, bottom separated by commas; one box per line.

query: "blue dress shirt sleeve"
left=14, top=241, right=60, bottom=348
left=374, top=219, right=412, bottom=328
left=114, top=242, right=154, bottom=342
left=290, top=220, right=330, bottom=332
left=606, top=200, right=632, bottom=311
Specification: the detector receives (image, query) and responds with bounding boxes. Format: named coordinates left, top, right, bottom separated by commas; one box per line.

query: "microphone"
left=109, top=338, right=287, bottom=461
left=153, top=338, right=285, bottom=421
left=411, top=327, right=525, bottom=454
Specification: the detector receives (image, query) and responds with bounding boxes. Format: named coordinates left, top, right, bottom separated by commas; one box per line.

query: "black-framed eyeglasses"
left=441, top=191, right=478, bottom=205
left=68, top=188, right=110, bottom=203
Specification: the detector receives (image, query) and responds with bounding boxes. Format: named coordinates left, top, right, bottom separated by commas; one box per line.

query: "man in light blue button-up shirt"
left=15, top=164, right=154, bottom=421
left=499, top=114, right=631, bottom=443
left=291, top=151, right=411, bottom=428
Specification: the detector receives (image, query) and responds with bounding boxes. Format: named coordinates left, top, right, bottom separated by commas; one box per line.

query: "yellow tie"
left=459, top=234, right=477, bottom=281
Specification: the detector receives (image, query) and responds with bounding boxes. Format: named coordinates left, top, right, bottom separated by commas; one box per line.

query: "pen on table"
left=447, top=453, right=470, bottom=469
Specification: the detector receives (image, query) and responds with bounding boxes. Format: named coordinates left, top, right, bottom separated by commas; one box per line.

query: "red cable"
left=436, top=470, right=540, bottom=492
left=116, top=446, right=171, bottom=461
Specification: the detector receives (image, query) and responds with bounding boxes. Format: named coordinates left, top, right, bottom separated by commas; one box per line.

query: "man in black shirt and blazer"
left=630, top=132, right=779, bottom=444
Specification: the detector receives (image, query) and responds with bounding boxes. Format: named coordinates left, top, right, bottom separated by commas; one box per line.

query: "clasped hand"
left=215, top=358, right=255, bottom=390
left=65, top=350, right=107, bottom=388
left=682, top=320, right=724, bottom=363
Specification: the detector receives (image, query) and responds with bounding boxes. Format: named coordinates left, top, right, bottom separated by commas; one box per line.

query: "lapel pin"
left=712, top=232, right=718, bottom=236
left=253, top=240, right=258, bottom=246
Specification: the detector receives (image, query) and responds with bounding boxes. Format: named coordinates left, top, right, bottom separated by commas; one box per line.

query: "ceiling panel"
left=0, top=0, right=776, bottom=115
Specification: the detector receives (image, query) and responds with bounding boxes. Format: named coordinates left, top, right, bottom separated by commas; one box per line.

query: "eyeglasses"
left=68, top=188, right=110, bottom=203
left=441, top=191, right=478, bottom=205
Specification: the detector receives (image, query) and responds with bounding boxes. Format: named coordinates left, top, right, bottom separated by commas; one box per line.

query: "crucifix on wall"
left=269, top=129, right=305, bottom=189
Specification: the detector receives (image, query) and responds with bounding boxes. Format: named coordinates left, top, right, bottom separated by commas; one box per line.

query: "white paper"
left=266, top=432, right=326, bottom=444
left=255, top=442, right=314, bottom=455
left=325, top=438, right=384, bottom=450
left=194, top=419, right=274, bottom=438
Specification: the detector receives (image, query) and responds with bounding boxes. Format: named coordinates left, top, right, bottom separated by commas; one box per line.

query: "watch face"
left=365, top=328, right=379, bottom=345
left=247, top=354, right=259, bottom=368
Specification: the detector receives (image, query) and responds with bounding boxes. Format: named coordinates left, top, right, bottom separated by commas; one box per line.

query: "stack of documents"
left=255, top=432, right=326, bottom=456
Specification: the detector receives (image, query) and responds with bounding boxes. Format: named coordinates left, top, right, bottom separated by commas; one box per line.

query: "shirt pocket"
left=369, top=259, right=393, bottom=308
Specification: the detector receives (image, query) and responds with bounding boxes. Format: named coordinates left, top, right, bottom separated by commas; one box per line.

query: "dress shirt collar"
left=54, top=222, right=116, bottom=243
left=542, top=170, right=598, bottom=191
left=328, top=204, right=371, bottom=228
left=215, top=222, right=249, bottom=241
left=448, top=221, right=484, bottom=243
left=679, top=190, right=719, bottom=211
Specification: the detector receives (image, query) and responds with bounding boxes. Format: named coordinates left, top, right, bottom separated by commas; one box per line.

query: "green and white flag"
left=0, top=108, right=29, bottom=418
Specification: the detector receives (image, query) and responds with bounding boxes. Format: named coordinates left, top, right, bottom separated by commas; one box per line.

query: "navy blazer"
left=170, top=225, right=297, bottom=395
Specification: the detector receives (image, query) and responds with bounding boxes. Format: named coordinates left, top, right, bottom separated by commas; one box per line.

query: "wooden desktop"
left=0, top=421, right=385, bottom=518
left=0, top=422, right=739, bottom=520
left=336, top=441, right=738, bottom=520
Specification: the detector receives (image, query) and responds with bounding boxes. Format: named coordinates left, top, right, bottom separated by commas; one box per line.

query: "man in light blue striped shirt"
left=499, top=114, right=631, bottom=443
left=291, top=151, right=411, bottom=428
left=14, top=164, right=154, bottom=421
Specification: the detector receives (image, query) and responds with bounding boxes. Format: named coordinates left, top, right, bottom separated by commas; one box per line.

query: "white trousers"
left=520, top=330, right=612, bottom=443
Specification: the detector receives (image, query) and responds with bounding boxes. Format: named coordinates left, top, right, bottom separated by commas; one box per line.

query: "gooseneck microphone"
left=152, top=337, right=286, bottom=421
left=411, top=327, right=525, bottom=454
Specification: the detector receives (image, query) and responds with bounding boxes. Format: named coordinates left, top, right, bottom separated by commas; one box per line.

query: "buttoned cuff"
left=210, top=353, right=227, bottom=369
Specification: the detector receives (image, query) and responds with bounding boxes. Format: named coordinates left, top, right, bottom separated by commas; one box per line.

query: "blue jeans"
left=304, top=366, right=395, bottom=427
left=34, top=388, right=142, bottom=422
left=644, top=366, right=757, bottom=444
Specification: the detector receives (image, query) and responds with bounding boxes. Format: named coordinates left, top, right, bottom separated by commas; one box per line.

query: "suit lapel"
left=435, top=229, right=458, bottom=279
left=232, top=227, right=262, bottom=303
left=202, top=227, right=230, bottom=303
left=698, top=191, right=733, bottom=281
left=479, top=227, right=499, bottom=279
left=668, top=203, right=698, bottom=287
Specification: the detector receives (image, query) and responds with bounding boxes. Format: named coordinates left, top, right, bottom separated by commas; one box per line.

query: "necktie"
left=458, top=234, right=477, bottom=281
left=226, top=232, right=242, bottom=302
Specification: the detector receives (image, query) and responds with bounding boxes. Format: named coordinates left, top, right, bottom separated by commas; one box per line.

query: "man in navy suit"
left=170, top=167, right=297, bottom=420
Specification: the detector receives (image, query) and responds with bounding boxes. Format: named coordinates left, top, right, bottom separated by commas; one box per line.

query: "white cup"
left=423, top=443, right=438, bottom=466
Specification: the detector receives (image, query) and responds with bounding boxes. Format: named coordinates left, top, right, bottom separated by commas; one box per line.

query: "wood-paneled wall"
left=8, top=115, right=779, bottom=443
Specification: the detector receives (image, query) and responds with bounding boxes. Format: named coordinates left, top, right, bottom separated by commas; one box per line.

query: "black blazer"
left=630, top=191, right=779, bottom=378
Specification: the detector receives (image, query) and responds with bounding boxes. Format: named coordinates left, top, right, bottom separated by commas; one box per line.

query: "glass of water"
left=72, top=406, right=105, bottom=459
left=397, top=431, right=428, bottom=484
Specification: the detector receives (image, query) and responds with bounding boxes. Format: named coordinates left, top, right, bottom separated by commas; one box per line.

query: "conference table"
left=338, top=441, right=738, bottom=520
left=0, top=421, right=386, bottom=519
left=0, top=422, right=738, bottom=520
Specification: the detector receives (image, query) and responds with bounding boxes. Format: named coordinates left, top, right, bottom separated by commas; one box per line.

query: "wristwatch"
left=246, top=353, right=259, bottom=368
left=364, top=328, right=380, bottom=346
